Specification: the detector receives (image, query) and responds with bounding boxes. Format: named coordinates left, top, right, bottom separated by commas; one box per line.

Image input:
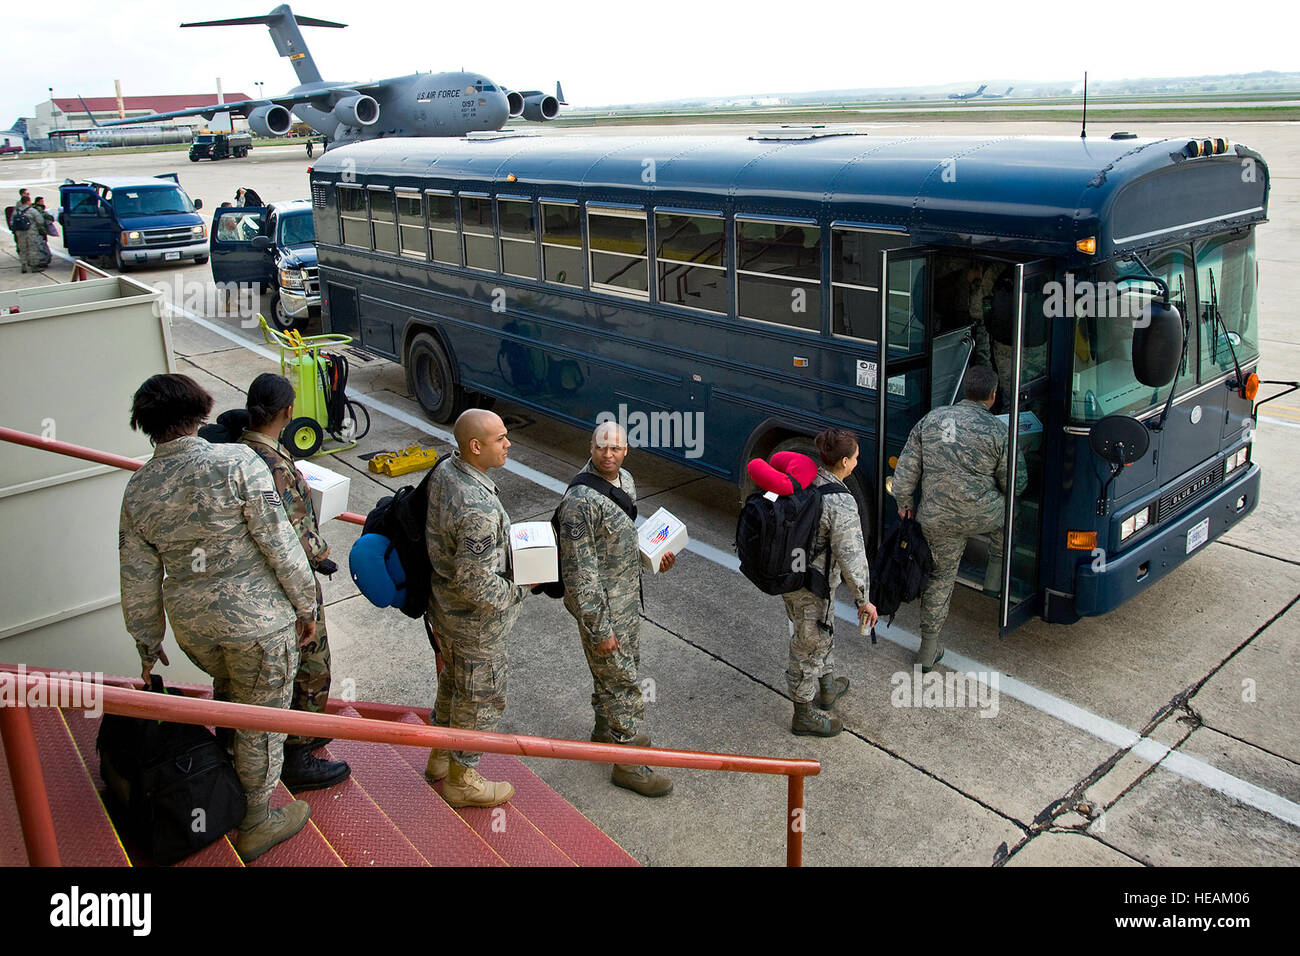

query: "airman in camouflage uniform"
left=118, top=373, right=318, bottom=860
left=783, top=432, right=876, bottom=737
left=424, top=409, right=528, bottom=808
left=240, top=377, right=350, bottom=792
left=556, top=423, right=675, bottom=797
left=891, top=366, right=1027, bottom=670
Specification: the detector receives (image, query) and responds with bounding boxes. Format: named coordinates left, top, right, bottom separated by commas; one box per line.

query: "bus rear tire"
left=407, top=332, right=468, bottom=424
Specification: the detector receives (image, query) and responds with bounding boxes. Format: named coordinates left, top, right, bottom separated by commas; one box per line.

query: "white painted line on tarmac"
left=162, top=293, right=1300, bottom=831
left=1259, top=415, right=1300, bottom=430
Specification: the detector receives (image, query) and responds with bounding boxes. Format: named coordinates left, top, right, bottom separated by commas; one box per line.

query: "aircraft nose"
left=486, top=91, right=509, bottom=130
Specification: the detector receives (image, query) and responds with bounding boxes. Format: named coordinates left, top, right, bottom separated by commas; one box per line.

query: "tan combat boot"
left=611, top=763, right=674, bottom=798
left=442, top=762, right=514, bottom=808
left=235, top=799, right=312, bottom=862
left=425, top=748, right=450, bottom=783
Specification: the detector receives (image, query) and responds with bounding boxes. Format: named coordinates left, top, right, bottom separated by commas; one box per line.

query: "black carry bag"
left=869, top=516, right=935, bottom=625
left=736, top=478, right=850, bottom=597
left=95, top=676, right=246, bottom=865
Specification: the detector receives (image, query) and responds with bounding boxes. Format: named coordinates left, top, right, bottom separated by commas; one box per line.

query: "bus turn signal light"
left=1068, top=531, right=1097, bottom=550
left=1243, top=372, right=1259, bottom=400
left=1076, top=237, right=1096, bottom=254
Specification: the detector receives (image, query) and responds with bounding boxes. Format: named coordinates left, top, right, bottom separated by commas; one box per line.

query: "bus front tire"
left=407, top=332, right=468, bottom=424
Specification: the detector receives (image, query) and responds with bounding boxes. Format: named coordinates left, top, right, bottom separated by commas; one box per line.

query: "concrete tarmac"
left=2, top=118, right=1297, bottom=866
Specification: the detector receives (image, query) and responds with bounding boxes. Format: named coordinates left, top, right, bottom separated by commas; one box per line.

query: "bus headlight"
left=1120, top=506, right=1152, bottom=542
left=279, top=267, right=305, bottom=290
left=1224, top=446, right=1249, bottom=475
left=121, top=231, right=143, bottom=246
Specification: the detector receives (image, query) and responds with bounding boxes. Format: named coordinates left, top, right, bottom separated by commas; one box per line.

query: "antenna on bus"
left=1080, top=71, right=1088, bottom=139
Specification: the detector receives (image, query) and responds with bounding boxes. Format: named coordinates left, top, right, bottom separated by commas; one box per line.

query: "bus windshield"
left=110, top=186, right=196, bottom=218
left=1070, top=231, right=1258, bottom=422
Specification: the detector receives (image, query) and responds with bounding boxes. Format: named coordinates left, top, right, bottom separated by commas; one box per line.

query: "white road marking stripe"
left=156, top=286, right=1300, bottom=832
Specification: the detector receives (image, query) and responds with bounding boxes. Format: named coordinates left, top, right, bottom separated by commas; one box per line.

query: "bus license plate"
left=1186, top=517, right=1210, bottom=554
left=164, top=251, right=180, bottom=261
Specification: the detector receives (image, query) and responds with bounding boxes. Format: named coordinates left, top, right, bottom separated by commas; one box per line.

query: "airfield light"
left=1076, top=237, right=1097, bottom=255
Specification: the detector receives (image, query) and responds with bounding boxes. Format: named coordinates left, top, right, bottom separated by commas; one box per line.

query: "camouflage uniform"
left=556, top=461, right=644, bottom=743
left=119, top=436, right=317, bottom=806
left=891, top=399, right=1027, bottom=666
left=965, top=268, right=994, bottom=371
left=425, top=451, right=528, bottom=769
left=782, top=467, right=870, bottom=703
left=15, top=204, right=51, bottom=273
left=241, top=430, right=332, bottom=748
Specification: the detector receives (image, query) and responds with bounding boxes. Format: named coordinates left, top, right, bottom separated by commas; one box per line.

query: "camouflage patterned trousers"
left=918, top=511, right=1004, bottom=667
left=288, top=577, right=331, bottom=747
left=432, top=623, right=508, bottom=769
left=783, top=592, right=835, bottom=704
left=579, top=615, right=644, bottom=744
left=178, top=623, right=299, bottom=807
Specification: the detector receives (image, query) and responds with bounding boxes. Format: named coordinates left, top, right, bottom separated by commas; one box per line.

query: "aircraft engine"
left=332, top=94, right=380, bottom=127
left=522, top=93, right=559, bottom=122
left=247, top=104, right=292, bottom=137
left=504, top=90, right=524, bottom=117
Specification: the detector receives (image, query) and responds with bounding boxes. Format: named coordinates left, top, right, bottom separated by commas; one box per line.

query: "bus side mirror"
left=1132, top=299, right=1184, bottom=387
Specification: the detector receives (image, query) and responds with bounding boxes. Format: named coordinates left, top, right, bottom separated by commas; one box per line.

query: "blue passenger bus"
left=308, top=130, right=1269, bottom=633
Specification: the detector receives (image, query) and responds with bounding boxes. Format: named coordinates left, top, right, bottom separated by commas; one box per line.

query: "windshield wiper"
left=1207, top=268, right=1247, bottom=397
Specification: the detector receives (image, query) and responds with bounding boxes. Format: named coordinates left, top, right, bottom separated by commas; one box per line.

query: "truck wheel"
left=193, top=256, right=208, bottom=266
left=114, top=246, right=132, bottom=273
left=271, top=293, right=307, bottom=333
left=284, top=417, right=324, bottom=459
left=406, top=331, right=468, bottom=423
left=189, top=154, right=200, bottom=162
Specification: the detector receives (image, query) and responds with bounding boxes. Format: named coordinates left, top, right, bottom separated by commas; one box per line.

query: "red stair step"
left=27, top=707, right=130, bottom=866
left=0, top=730, right=31, bottom=865
left=479, top=753, right=640, bottom=867
left=243, top=783, right=346, bottom=867
left=59, top=708, right=243, bottom=868
left=388, top=713, right=576, bottom=867
left=331, top=708, right=505, bottom=866
left=292, top=745, right=430, bottom=867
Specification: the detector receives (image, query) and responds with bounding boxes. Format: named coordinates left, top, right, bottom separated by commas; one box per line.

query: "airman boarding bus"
left=307, top=130, right=1271, bottom=634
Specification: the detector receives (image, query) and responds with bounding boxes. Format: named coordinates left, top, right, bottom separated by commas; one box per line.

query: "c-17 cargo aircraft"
left=86, top=4, right=565, bottom=148
left=947, top=84, right=988, bottom=101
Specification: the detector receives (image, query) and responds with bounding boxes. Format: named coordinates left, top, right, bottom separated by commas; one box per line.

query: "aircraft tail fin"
left=180, top=4, right=345, bottom=86
left=976, top=84, right=987, bottom=95
left=1004, top=87, right=1013, bottom=96
left=556, top=82, right=567, bottom=105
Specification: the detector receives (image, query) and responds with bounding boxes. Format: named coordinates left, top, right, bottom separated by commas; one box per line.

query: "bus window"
left=461, top=195, right=497, bottom=272
left=368, top=188, right=397, bottom=255
left=542, top=202, right=582, bottom=287
left=737, top=218, right=821, bottom=331
left=1071, top=245, right=1195, bottom=421
left=427, top=191, right=458, bottom=265
left=395, top=190, right=426, bottom=259
left=588, top=206, right=649, bottom=298
left=656, top=212, right=726, bottom=314
left=1195, top=231, right=1259, bottom=381
left=337, top=186, right=368, bottom=249
left=885, top=256, right=926, bottom=356
left=498, top=197, right=537, bottom=280
left=832, top=228, right=901, bottom=340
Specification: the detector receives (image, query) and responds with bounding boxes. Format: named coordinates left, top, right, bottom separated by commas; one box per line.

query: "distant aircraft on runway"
left=947, top=84, right=988, bottom=101
left=74, top=4, right=565, bottom=149
left=981, top=87, right=1015, bottom=99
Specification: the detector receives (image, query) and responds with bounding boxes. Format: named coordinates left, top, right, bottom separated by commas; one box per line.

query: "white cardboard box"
left=638, top=507, right=688, bottom=573
left=509, top=521, right=559, bottom=585
left=294, top=460, right=351, bottom=524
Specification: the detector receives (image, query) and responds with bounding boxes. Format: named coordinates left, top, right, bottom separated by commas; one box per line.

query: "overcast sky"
left=6, top=0, right=1297, bottom=126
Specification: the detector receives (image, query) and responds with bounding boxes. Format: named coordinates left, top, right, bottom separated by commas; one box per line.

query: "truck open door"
left=57, top=185, right=115, bottom=259
left=210, top=206, right=269, bottom=288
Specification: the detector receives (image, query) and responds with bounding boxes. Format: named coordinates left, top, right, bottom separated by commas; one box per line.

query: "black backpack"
left=735, top=477, right=850, bottom=597
left=96, top=676, right=246, bottom=865
left=10, top=207, right=29, bottom=231
left=869, top=516, right=935, bottom=624
left=358, top=457, right=450, bottom=648
left=535, top=471, right=639, bottom=599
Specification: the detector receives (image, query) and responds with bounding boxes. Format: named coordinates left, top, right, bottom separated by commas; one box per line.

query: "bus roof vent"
left=465, top=130, right=540, bottom=142
left=748, top=126, right=866, bottom=142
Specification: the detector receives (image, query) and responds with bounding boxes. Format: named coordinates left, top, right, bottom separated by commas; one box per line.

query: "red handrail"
left=0, top=667, right=817, bottom=866
left=0, top=429, right=822, bottom=866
